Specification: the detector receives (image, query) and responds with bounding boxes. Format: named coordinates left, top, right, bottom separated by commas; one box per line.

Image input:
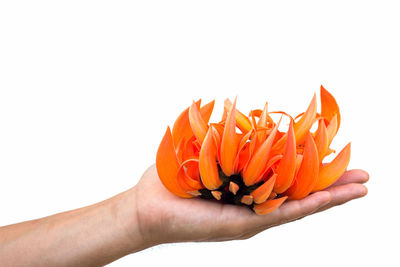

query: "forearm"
left=0, top=187, right=150, bottom=266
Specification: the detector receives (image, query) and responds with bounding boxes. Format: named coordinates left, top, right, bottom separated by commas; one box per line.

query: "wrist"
left=112, top=186, right=156, bottom=253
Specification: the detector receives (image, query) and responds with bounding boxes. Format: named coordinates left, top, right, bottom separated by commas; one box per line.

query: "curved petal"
left=326, top=114, right=338, bottom=147
left=286, top=132, right=319, bottom=200
left=189, top=101, right=208, bottom=144
left=261, top=154, right=283, bottom=180
left=156, top=127, right=193, bottom=198
left=199, top=127, right=223, bottom=190
left=312, top=143, right=351, bottom=191
left=272, top=94, right=317, bottom=154
left=314, top=119, right=329, bottom=161
left=251, top=174, right=277, bottom=204
left=224, top=98, right=252, bottom=133
left=200, top=100, right=215, bottom=124
left=253, top=196, right=288, bottom=215
left=242, top=119, right=280, bottom=186
left=256, top=102, right=269, bottom=142
left=321, top=85, right=341, bottom=132
left=172, top=100, right=201, bottom=147
left=233, top=129, right=253, bottom=173
left=220, top=98, right=239, bottom=176
left=177, top=160, right=203, bottom=192
left=274, top=119, right=297, bottom=193
left=294, top=94, right=317, bottom=145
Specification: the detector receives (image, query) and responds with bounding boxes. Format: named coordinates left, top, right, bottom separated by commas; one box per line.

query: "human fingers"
left=328, top=169, right=369, bottom=187
left=314, top=183, right=368, bottom=213
left=240, top=191, right=332, bottom=233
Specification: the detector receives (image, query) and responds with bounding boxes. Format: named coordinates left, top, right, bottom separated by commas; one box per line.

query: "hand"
left=134, top=165, right=368, bottom=245
left=0, top=166, right=368, bottom=266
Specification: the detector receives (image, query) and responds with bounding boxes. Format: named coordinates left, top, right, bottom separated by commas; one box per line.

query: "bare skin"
left=0, top=165, right=368, bottom=266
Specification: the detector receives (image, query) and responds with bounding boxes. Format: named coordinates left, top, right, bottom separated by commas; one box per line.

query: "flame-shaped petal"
left=251, top=174, right=277, bottom=204
left=253, top=196, right=288, bottom=215
left=286, top=132, right=319, bottom=200
left=156, top=127, right=193, bottom=198
left=189, top=101, right=208, bottom=144
left=242, top=119, right=280, bottom=186
left=326, top=114, right=338, bottom=147
left=294, top=94, right=317, bottom=144
left=200, top=100, right=215, bottom=125
left=199, top=126, right=223, bottom=190
left=272, top=95, right=317, bottom=153
left=312, top=143, right=351, bottom=191
left=220, top=98, right=239, bottom=176
left=261, top=154, right=283, bottom=180
left=224, top=99, right=252, bottom=133
left=274, top=119, right=296, bottom=193
left=314, top=119, right=329, bottom=161
left=172, top=100, right=200, bottom=147
left=321, top=85, right=341, bottom=132
left=256, top=102, right=269, bottom=141
left=233, top=129, right=253, bottom=173
left=177, top=159, right=203, bottom=192
left=172, top=100, right=214, bottom=147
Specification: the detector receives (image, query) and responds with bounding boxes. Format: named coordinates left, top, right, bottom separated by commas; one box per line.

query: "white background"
left=1, top=1, right=399, bottom=266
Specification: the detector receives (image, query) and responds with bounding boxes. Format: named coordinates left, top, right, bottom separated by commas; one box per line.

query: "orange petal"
left=253, top=196, right=288, bottom=215
left=256, top=102, right=269, bottom=141
left=242, top=119, right=280, bottom=186
left=200, top=100, right=215, bottom=124
left=199, top=127, right=223, bottom=190
left=268, top=192, right=277, bottom=200
left=314, top=119, right=329, bottom=161
left=189, top=101, right=208, bottom=144
left=172, top=100, right=201, bottom=147
left=220, top=98, right=239, bottom=176
left=320, top=85, right=341, bottom=132
left=224, top=98, right=252, bottom=133
left=312, top=143, right=351, bottom=191
left=177, top=168, right=202, bottom=192
left=233, top=129, right=253, bottom=173
left=294, top=154, right=303, bottom=177
left=294, top=94, right=317, bottom=145
left=249, top=109, right=262, bottom=118
left=236, top=143, right=251, bottom=172
left=260, top=154, right=283, bottom=180
left=177, top=159, right=203, bottom=192
left=286, top=132, right=319, bottom=200
left=156, top=127, right=193, bottom=198
left=274, top=119, right=297, bottom=193
left=272, top=94, right=317, bottom=153
left=251, top=174, right=277, bottom=204
left=257, top=103, right=269, bottom=127
left=326, top=114, right=338, bottom=147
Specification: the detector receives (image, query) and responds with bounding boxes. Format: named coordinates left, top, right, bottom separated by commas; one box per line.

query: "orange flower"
left=156, top=86, right=351, bottom=215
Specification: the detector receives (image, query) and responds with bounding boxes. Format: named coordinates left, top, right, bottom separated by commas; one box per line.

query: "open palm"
left=135, top=165, right=368, bottom=245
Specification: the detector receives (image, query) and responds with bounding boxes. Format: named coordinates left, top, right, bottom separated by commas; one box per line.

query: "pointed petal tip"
left=199, top=127, right=223, bottom=190
left=253, top=196, right=288, bottom=215
left=312, top=142, right=351, bottom=192
left=251, top=174, right=277, bottom=204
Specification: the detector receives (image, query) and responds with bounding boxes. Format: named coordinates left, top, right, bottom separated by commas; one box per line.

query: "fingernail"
left=359, top=185, right=368, bottom=197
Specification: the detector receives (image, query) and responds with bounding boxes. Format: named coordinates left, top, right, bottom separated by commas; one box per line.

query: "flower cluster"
left=156, top=86, right=351, bottom=215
